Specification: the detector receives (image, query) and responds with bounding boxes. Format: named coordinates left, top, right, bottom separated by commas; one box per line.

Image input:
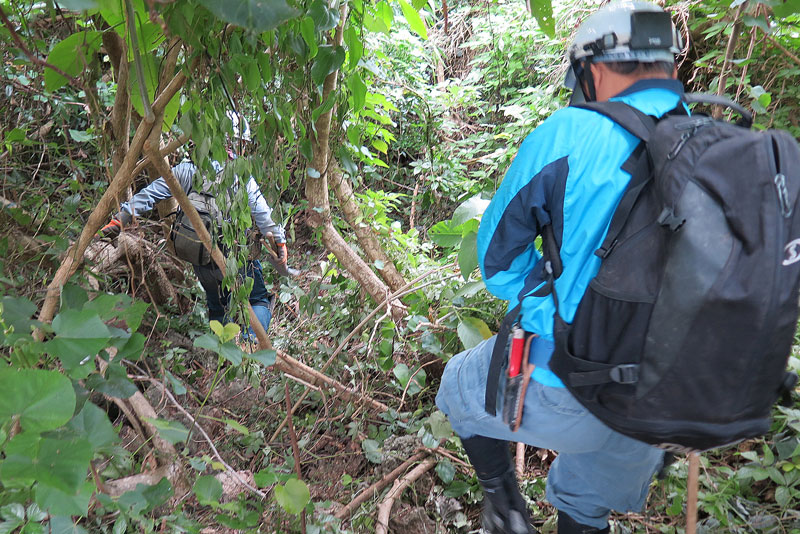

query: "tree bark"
left=329, top=164, right=406, bottom=293
left=303, top=6, right=402, bottom=314
left=103, top=31, right=131, bottom=182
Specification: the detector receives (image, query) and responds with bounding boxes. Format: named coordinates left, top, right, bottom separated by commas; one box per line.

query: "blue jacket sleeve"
left=245, top=176, right=285, bottom=243
left=477, top=116, right=572, bottom=304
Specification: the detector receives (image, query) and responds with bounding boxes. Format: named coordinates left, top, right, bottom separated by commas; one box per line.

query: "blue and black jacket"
left=477, top=79, right=686, bottom=387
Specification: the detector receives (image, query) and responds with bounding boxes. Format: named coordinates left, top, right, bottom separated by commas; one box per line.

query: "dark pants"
left=193, top=259, right=272, bottom=332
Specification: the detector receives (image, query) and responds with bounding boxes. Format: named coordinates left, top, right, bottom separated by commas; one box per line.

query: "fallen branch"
left=270, top=264, right=458, bottom=441
left=375, top=456, right=437, bottom=534
left=104, top=462, right=183, bottom=498
left=335, top=451, right=428, bottom=520
left=515, top=442, right=525, bottom=479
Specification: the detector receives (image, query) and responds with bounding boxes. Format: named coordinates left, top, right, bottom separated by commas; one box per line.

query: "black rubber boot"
left=557, top=510, right=609, bottom=534
left=478, top=468, right=538, bottom=534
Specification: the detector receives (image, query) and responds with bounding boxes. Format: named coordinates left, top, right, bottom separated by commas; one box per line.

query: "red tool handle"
left=508, top=328, right=525, bottom=377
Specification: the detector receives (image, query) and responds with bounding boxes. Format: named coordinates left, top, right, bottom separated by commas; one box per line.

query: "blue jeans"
left=435, top=335, right=665, bottom=529
left=193, top=260, right=273, bottom=335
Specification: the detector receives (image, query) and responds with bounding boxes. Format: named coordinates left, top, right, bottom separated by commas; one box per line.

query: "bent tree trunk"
left=304, top=9, right=406, bottom=312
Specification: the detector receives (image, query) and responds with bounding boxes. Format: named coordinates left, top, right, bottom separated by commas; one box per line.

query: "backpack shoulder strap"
left=574, top=101, right=657, bottom=142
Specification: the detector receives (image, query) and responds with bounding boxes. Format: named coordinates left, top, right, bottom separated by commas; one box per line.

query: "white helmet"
left=225, top=110, right=251, bottom=142
left=564, top=1, right=681, bottom=101
left=568, top=1, right=681, bottom=64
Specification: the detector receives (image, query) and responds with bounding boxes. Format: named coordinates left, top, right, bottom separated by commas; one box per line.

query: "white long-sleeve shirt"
left=119, top=160, right=285, bottom=243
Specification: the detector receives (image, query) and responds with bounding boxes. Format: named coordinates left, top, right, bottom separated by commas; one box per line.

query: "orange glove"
left=100, top=219, right=122, bottom=238
left=275, top=242, right=287, bottom=264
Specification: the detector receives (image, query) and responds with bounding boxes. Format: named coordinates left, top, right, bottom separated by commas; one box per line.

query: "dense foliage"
left=2, top=0, right=800, bottom=532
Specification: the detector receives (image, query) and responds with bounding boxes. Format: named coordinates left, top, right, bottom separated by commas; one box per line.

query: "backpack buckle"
left=609, top=364, right=639, bottom=384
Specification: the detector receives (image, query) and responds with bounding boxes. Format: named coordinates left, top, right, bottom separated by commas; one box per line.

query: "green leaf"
left=348, top=73, right=367, bottom=112
left=776, top=485, right=792, bottom=508
left=143, top=418, right=189, bottom=444
left=458, top=231, right=478, bottom=280
left=114, top=332, right=146, bottom=361
left=248, top=349, right=277, bottom=366
left=428, top=220, right=463, bottom=247
left=452, top=196, right=490, bottom=227
left=0, top=518, right=24, bottom=534
left=193, top=475, right=223, bottom=505
left=427, top=410, right=452, bottom=440
left=274, top=478, right=310, bottom=515
left=197, top=0, right=300, bottom=32
left=0, top=505, right=24, bottom=523
left=0, top=368, right=76, bottom=433
left=218, top=342, right=244, bottom=366
left=68, top=129, right=93, bottom=143
left=61, top=284, right=89, bottom=310
left=254, top=467, right=279, bottom=487
left=435, top=459, right=456, bottom=484
left=530, top=0, right=555, bottom=38
left=66, top=402, right=119, bottom=451
left=35, top=481, right=94, bottom=517
left=344, top=26, right=363, bottom=69
left=85, top=363, right=138, bottom=399
left=393, top=363, right=426, bottom=395
left=44, top=31, right=103, bottom=92
left=165, top=370, right=187, bottom=395
left=362, top=439, right=383, bottom=463
left=55, top=0, right=99, bottom=9
left=311, top=45, right=345, bottom=86
left=398, top=0, right=427, bottom=39
left=46, top=309, right=112, bottom=377
left=1, top=433, right=92, bottom=493
left=47, top=516, right=88, bottom=534
left=300, top=16, right=318, bottom=59
left=194, top=333, right=220, bottom=351
left=457, top=317, right=491, bottom=349
left=309, top=0, right=340, bottom=31
left=772, top=0, right=800, bottom=18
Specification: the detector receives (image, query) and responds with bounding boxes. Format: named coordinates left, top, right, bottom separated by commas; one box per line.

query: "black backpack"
left=169, top=187, right=224, bottom=266
left=538, top=94, right=800, bottom=451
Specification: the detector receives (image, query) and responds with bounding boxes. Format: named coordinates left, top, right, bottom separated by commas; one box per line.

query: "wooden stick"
left=335, top=451, right=428, bottom=520
left=686, top=452, right=700, bottom=534
left=515, top=442, right=525, bottom=479
left=375, top=457, right=437, bottom=534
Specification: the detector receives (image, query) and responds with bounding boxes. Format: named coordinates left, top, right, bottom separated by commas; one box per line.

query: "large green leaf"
left=311, top=45, right=345, bottom=86
left=46, top=309, right=111, bottom=378
left=773, top=0, right=800, bottom=18
left=143, top=418, right=189, bottom=444
left=0, top=433, right=92, bottom=493
left=192, top=475, right=222, bottom=505
left=198, top=0, right=300, bottom=32
left=309, top=0, right=340, bottom=31
left=48, top=516, right=88, bottom=534
left=35, top=481, right=94, bottom=517
left=457, top=317, right=492, bottom=350
left=348, top=72, right=367, bottom=113
left=530, top=0, right=554, bottom=38
left=458, top=230, right=478, bottom=280
left=274, top=478, right=310, bottom=515
left=44, top=31, right=103, bottom=92
left=428, top=220, right=463, bottom=247
left=451, top=196, right=490, bottom=227
left=85, top=363, right=138, bottom=399
left=398, top=0, right=427, bottom=39
left=66, top=402, right=119, bottom=451
left=0, top=368, right=75, bottom=433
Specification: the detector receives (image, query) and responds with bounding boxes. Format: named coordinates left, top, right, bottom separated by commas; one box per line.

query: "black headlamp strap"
left=580, top=58, right=597, bottom=102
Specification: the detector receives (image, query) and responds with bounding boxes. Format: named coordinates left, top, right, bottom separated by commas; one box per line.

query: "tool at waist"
left=502, top=328, right=537, bottom=432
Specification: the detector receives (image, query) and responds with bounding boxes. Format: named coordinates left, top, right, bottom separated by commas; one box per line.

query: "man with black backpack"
left=436, top=2, right=688, bottom=533
left=100, top=115, right=287, bottom=338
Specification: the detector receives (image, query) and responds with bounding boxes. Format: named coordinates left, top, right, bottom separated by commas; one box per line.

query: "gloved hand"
left=275, top=242, right=288, bottom=264
left=99, top=219, right=122, bottom=239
